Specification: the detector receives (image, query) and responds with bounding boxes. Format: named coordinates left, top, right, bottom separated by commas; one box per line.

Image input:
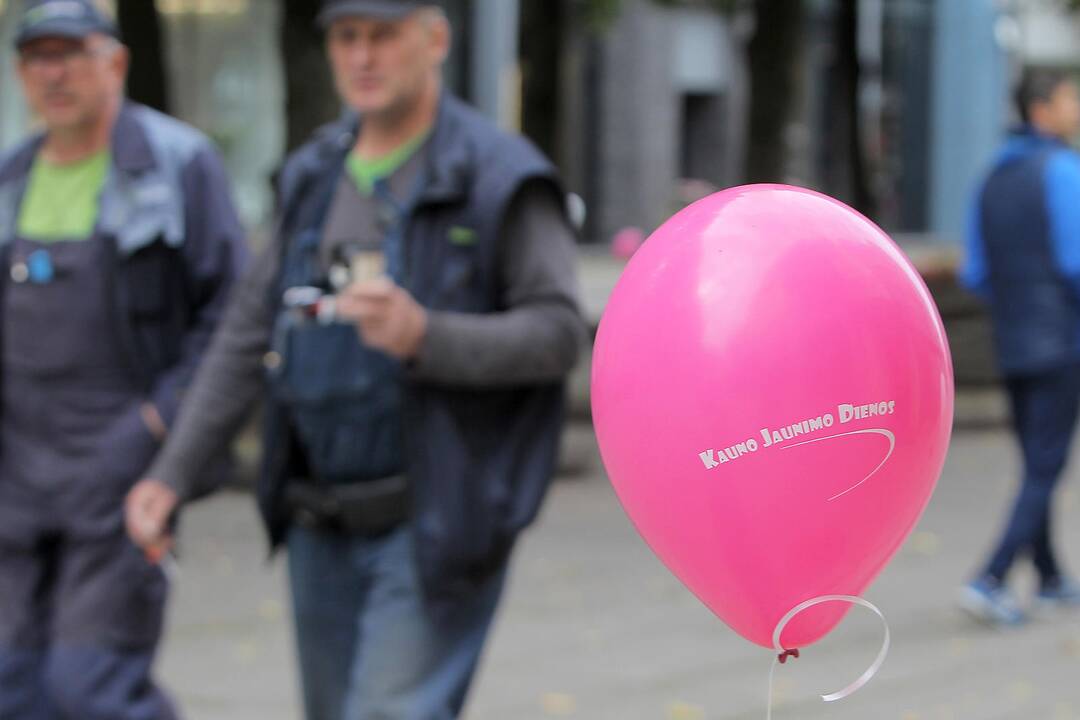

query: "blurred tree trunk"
left=825, top=0, right=874, bottom=215
left=281, top=0, right=340, bottom=153
left=520, top=0, right=564, bottom=160
left=117, top=0, right=170, bottom=113
left=745, top=0, right=805, bottom=183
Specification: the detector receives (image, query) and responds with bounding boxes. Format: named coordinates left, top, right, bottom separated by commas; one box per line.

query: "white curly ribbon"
left=765, top=595, right=890, bottom=720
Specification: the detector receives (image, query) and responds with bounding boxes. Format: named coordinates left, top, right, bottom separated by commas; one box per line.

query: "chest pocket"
left=100, top=173, right=183, bottom=251
left=268, top=223, right=404, bottom=406
left=269, top=312, right=406, bottom=484
left=441, top=245, right=479, bottom=309
left=267, top=226, right=406, bottom=483
left=99, top=173, right=186, bottom=321
left=270, top=316, right=400, bottom=406
left=412, top=210, right=489, bottom=312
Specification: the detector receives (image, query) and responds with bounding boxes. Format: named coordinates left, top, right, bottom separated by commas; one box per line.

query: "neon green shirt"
left=346, top=131, right=430, bottom=197
left=17, top=150, right=110, bottom=241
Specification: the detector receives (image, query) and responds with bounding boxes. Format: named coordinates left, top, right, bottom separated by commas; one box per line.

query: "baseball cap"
left=317, top=0, right=442, bottom=27
left=14, top=0, right=119, bottom=49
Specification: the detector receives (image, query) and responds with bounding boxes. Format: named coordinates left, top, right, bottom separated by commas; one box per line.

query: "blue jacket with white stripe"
left=962, top=125, right=1080, bottom=375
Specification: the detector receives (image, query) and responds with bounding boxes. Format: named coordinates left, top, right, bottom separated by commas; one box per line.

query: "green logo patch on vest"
left=448, top=225, right=478, bottom=246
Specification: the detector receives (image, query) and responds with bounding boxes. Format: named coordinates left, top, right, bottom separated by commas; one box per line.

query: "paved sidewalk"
left=159, top=422, right=1080, bottom=720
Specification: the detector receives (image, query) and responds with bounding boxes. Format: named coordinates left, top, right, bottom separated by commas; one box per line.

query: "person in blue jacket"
left=960, top=67, right=1080, bottom=626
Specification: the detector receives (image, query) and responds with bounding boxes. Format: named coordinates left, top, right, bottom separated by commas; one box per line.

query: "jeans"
left=288, top=524, right=506, bottom=720
left=983, top=362, right=1080, bottom=584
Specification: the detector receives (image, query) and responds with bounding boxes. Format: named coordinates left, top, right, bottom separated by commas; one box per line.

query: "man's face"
left=326, top=11, right=449, bottom=117
left=16, top=33, right=127, bottom=133
left=1035, top=80, right=1080, bottom=141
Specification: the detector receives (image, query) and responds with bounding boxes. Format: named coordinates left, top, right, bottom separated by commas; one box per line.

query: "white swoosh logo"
left=781, top=428, right=896, bottom=502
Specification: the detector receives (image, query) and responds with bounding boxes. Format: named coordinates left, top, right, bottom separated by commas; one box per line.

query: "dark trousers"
left=0, top=645, right=175, bottom=720
left=0, top=482, right=177, bottom=720
left=983, top=363, right=1080, bottom=584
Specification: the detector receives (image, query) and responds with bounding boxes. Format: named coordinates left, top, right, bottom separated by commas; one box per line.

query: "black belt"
left=285, top=475, right=411, bottom=537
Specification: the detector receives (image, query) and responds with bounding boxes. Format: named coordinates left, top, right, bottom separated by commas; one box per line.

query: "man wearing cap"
left=0, top=0, right=246, bottom=717
left=125, top=0, right=585, bottom=718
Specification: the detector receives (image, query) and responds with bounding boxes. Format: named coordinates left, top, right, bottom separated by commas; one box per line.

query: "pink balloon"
left=612, top=227, right=646, bottom=260
left=592, top=185, right=953, bottom=650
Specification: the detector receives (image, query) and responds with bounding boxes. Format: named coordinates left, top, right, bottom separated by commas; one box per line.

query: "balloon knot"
left=777, top=649, right=800, bottom=664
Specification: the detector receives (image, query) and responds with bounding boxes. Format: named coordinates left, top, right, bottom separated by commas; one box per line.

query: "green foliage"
left=651, top=0, right=746, bottom=12
left=576, top=0, right=623, bottom=29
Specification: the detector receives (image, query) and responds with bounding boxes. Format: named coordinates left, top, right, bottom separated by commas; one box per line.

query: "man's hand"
left=335, top=277, right=428, bottom=359
left=125, top=479, right=179, bottom=560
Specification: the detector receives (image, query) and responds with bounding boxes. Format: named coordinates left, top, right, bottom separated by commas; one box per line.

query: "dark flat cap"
left=14, top=0, right=118, bottom=49
left=317, top=0, right=442, bottom=27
